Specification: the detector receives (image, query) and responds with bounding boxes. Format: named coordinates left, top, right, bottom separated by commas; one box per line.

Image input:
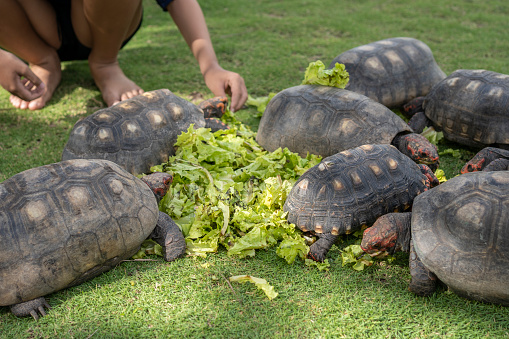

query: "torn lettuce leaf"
left=229, top=275, right=278, bottom=300
left=421, top=126, right=444, bottom=145
left=340, top=245, right=374, bottom=271
left=304, top=258, right=331, bottom=271
left=302, top=61, right=349, bottom=88
left=246, top=93, right=278, bottom=116
left=435, top=168, right=448, bottom=183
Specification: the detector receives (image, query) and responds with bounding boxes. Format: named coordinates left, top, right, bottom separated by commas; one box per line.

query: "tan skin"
left=0, top=0, right=248, bottom=112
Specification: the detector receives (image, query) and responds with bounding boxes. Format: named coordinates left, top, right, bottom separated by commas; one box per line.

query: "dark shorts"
left=47, top=0, right=143, bottom=61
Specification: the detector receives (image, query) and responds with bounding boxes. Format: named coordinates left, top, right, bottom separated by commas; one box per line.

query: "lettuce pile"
left=151, top=114, right=322, bottom=263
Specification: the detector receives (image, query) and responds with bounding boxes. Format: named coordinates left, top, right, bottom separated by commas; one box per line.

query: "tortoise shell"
left=62, top=89, right=206, bottom=175
left=0, top=159, right=159, bottom=307
left=284, top=144, right=428, bottom=236
left=423, top=69, right=509, bottom=149
left=256, top=85, right=412, bottom=158
left=329, top=37, right=446, bottom=108
left=412, top=171, right=509, bottom=306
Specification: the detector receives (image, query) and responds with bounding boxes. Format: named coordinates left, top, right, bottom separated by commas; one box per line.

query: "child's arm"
left=167, top=0, right=247, bottom=112
left=0, top=50, right=45, bottom=101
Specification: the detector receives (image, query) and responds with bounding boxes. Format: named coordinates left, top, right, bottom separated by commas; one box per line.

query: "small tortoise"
left=0, top=159, right=186, bottom=319
left=284, top=144, right=439, bottom=262
left=328, top=37, right=446, bottom=108
left=361, top=156, right=509, bottom=306
left=62, top=89, right=228, bottom=176
left=256, top=85, right=440, bottom=170
left=405, top=69, right=509, bottom=150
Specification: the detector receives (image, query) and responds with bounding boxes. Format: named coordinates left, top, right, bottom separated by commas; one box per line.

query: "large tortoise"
left=405, top=69, right=509, bottom=150
left=256, top=85, right=440, bottom=170
left=284, top=144, right=439, bottom=262
left=328, top=37, right=446, bottom=108
left=62, top=89, right=228, bottom=176
left=361, top=149, right=509, bottom=305
left=0, top=159, right=186, bottom=319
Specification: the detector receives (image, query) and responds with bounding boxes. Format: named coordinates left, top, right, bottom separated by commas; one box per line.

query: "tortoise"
left=283, top=144, right=439, bottom=262
left=62, top=89, right=228, bottom=176
left=405, top=69, right=509, bottom=150
left=0, top=159, right=186, bottom=319
left=328, top=37, right=446, bottom=108
left=361, top=150, right=509, bottom=305
left=256, top=85, right=440, bottom=171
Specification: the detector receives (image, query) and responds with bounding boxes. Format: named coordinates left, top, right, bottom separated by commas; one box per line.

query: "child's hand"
left=203, top=65, right=247, bottom=113
left=0, top=50, right=45, bottom=101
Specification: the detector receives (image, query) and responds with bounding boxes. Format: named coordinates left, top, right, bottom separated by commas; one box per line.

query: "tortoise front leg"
left=408, top=241, right=438, bottom=297
left=150, top=212, right=186, bottom=262
left=308, top=233, right=338, bottom=262
left=461, top=147, right=509, bottom=173
left=10, top=297, right=51, bottom=320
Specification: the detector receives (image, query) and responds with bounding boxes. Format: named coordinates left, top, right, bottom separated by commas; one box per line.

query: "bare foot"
left=9, top=53, right=61, bottom=110
left=89, top=60, right=143, bottom=106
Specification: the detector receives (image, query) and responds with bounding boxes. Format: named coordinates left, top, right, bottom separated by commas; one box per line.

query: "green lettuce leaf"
left=246, top=93, right=278, bottom=116
left=435, top=168, right=447, bottom=183
left=276, top=237, right=309, bottom=264
left=340, top=245, right=374, bottom=271
left=439, top=148, right=463, bottom=158
left=421, top=126, right=444, bottom=145
left=304, top=258, right=331, bottom=271
left=229, top=275, right=278, bottom=300
left=302, top=61, right=349, bottom=88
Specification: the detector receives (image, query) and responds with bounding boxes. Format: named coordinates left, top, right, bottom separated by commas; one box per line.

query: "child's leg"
left=71, top=0, right=144, bottom=106
left=0, top=0, right=62, bottom=110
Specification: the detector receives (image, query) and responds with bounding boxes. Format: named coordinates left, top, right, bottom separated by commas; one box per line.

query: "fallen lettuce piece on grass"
left=340, top=245, right=374, bottom=271
left=132, top=239, right=163, bottom=259
left=439, top=148, right=463, bottom=158
left=302, top=61, right=349, bottom=88
left=229, top=275, right=278, bottom=300
left=304, top=258, right=331, bottom=271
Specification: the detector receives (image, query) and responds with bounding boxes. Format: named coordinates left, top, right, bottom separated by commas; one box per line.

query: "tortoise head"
left=397, top=133, right=440, bottom=172
left=141, top=172, right=173, bottom=201
left=360, top=213, right=412, bottom=257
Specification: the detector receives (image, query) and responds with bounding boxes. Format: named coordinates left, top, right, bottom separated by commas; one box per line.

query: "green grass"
left=1, top=0, right=509, bottom=337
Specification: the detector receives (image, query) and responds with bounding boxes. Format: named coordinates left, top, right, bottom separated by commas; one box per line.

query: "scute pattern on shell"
left=256, top=85, right=411, bottom=158
left=329, top=37, right=446, bottom=108
left=0, top=159, right=159, bottom=306
left=423, top=69, right=509, bottom=149
left=412, top=171, right=509, bottom=306
left=62, top=89, right=206, bottom=175
left=284, top=144, right=428, bottom=236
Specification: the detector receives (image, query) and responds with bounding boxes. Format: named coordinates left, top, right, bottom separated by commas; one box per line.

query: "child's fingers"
left=227, top=76, right=247, bottom=112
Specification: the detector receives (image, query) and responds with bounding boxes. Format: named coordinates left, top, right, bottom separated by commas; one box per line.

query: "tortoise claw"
left=10, top=297, right=51, bottom=320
